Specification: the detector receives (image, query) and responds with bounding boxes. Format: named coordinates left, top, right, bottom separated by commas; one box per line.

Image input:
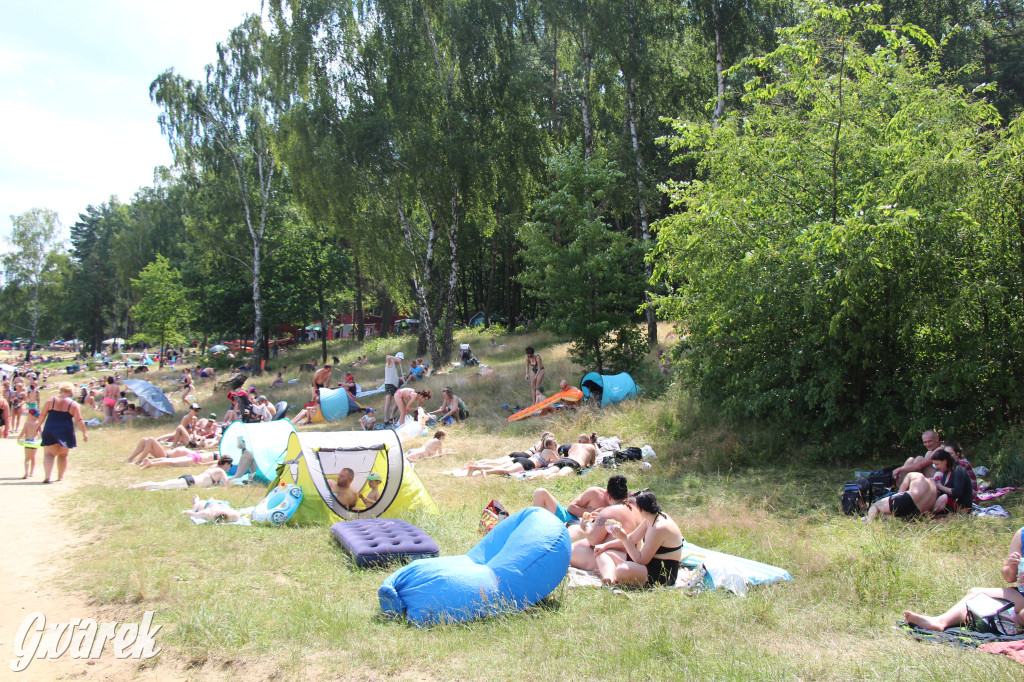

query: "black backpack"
left=841, top=478, right=872, bottom=515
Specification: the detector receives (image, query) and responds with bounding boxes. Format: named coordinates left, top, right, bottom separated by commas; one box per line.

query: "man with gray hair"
left=893, top=429, right=942, bottom=485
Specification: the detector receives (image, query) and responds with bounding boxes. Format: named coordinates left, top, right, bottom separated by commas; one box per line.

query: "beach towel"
left=899, top=622, right=1024, bottom=649
left=182, top=505, right=255, bottom=526
left=978, top=487, right=1017, bottom=502
left=979, top=640, right=1024, bottom=665
left=973, top=504, right=1010, bottom=518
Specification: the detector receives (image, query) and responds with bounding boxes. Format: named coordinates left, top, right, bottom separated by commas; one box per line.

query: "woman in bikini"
left=101, top=375, right=120, bottom=424
left=466, top=438, right=560, bottom=476
left=393, top=387, right=432, bottom=424
left=125, top=437, right=202, bottom=464
left=525, top=346, right=545, bottom=400
left=594, top=491, right=684, bottom=588
left=38, top=382, right=88, bottom=483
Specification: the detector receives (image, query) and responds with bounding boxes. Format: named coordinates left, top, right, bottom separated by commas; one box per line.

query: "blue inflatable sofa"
left=378, top=507, right=571, bottom=625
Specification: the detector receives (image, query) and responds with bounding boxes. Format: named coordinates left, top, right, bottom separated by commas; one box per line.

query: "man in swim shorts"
left=311, top=364, right=333, bottom=403
left=533, top=434, right=599, bottom=479
left=866, top=471, right=938, bottom=521
left=533, top=473, right=623, bottom=541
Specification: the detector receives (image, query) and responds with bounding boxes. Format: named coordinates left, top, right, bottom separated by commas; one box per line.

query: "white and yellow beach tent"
left=269, top=429, right=437, bottom=524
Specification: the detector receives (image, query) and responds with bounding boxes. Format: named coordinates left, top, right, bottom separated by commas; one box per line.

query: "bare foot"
left=904, top=611, right=943, bottom=631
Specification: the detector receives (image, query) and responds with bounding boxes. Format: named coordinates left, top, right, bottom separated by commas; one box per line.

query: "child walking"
left=17, top=408, right=41, bottom=479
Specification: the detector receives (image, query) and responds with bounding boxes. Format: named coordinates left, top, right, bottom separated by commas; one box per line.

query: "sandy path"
left=0, top=436, right=180, bottom=681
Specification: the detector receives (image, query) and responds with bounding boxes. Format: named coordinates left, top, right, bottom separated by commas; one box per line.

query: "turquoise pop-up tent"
left=219, top=419, right=298, bottom=483
left=580, top=372, right=638, bottom=407
left=319, top=387, right=362, bottom=421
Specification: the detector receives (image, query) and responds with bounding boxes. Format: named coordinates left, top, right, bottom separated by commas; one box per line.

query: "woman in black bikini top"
left=594, top=491, right=684, bottom=588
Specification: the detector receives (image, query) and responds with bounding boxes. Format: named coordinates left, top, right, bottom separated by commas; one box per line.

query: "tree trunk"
left=439, top=190, right=460, bottom=366
left=397, top=204, right=441, bottom=364
left=25, top=280, right=39, bottom=363
left=251, top=240, right=265, bottom=375
left=552, top=24, right=559, bottom=127
left=624, top=54, right=658, bottom=346
left=380, top=292, right=394, bottom=338
left=712, top=1, right=726, bottom=126
left=483, top=234, right=498, bottom=328
left=581, top=24, right=593, bottom=160
left=353, top=251, right=366, bottom=341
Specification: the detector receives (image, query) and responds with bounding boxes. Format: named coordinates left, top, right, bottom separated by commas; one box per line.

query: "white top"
left=384, top=357, right=401, bottom=386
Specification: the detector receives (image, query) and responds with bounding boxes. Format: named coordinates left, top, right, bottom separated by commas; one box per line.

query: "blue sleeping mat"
left=680, top=540, right=793, bottom=590
left=331, top=519, right=439, bottom=567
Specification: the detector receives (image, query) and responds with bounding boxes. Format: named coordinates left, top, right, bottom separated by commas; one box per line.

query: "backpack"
left=841, top=478, right=872, bottom=515
left=614, top=447, right=643, bottom=462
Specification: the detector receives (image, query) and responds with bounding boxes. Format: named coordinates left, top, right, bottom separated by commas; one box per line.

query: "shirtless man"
left=528, top=433, right=599, bottom=479
left=866, top=471, right=938, bottom=521
left=893, top=430, right=942, bottom=484
left=569, top=475, right=643, bottom=569
left=533, top=467, right=615, bottom=539
left=311, top=364, right=333, bottom=403
left=329, top=467, right=359, bottom=509
left=128, top=456, right=232, bottom=489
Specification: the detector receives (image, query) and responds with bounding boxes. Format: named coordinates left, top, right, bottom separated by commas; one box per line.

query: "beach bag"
left=965, top=594, right=1018, bottom=636
left=841, top=478, right=872, bottom=515
left=478, top=499, right=510, bottom=535
left=614, top=447, right=643, bottom=462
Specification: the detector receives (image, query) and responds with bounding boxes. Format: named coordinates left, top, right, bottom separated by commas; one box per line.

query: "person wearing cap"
left=383, top=352, right=405, bottom=424
left=359, top=408, right=376, bottom=431
left=361, top=472, right=383, bottom=506
left=251, top=395, right=277, bottom=422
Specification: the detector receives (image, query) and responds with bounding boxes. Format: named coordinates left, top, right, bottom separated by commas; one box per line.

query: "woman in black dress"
left=39, top=382, right=88, bottom=483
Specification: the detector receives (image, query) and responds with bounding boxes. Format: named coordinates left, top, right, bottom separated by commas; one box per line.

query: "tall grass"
left=56, top=330, right=1024, bottom=681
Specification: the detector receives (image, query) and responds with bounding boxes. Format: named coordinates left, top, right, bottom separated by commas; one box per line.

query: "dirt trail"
left=0, top=436, right=180, bottom=681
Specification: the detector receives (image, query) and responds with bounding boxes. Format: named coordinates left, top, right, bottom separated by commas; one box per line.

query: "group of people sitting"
left=866, top=430, right=978, bottom=522
left=534, top=474, right=684, bottom=588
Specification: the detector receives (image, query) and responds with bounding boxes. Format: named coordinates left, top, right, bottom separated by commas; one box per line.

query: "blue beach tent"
left=580, top=372, right=638, bottom=407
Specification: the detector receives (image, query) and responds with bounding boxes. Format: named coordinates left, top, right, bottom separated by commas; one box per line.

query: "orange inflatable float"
left=507, top=387, right=584, bottom=422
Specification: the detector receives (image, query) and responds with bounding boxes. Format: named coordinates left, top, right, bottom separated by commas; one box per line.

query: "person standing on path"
left=38, top=382, right=88, bottom=484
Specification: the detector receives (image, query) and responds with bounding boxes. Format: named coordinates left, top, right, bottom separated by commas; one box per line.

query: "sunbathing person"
left=292, top=402, right=321, bottom=425
left=593, top=491, right=684, bottom=588
left=141, top=450, right=218, bottom=469
left=454, top=431, right=556, bottom=474
left=129, top=456, right=233, bottom=489
left=525, top=433, right=599, bottom=479
left=125, top=437, right=199, bottom=464
left=406, top=430, right=452, bottom=461
left=904, top=526, right=1024, bottom=631
left=893, top=430, right=943, bottom=484
left=184, top=494, right=246, bottom=523
left=866, top=471, right=938, bottom=521
left=570, top=475, right=643, bottom=570
left=466, top=438, right=559, bottom=476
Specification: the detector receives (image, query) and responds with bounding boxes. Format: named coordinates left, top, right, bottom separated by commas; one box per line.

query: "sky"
left=0, top=0, right=262, bottom=245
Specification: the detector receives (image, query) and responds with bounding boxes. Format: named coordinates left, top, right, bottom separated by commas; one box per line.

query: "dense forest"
left=2, top=0, right=1023, bottom=452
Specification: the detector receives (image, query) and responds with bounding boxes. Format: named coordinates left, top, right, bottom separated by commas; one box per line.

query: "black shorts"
left=511, top=455, right=535, bottom=471
left=384, top=384, right=398, bottom=396
left=179, top=474, right=196, bottom=488
left=553, top=457, right=581, bottom=472
left=646, top=557, right=680, bottom=587
left=889, top=492, right=920, bottom=518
